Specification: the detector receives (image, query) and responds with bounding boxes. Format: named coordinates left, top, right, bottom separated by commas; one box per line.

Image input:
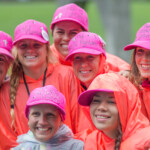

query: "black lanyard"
left=23, top=67, right=47, bottom=96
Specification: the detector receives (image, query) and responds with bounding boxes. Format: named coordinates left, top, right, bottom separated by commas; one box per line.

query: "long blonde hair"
left=10, top=44, right=51, bottom=129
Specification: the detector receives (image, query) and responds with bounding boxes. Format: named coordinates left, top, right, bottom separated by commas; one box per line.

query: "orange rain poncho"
left=75, top=54, right=110, bottom=133
left=0, top=82, right=18, bottom=150
left=76, top=73, right=150, bottom=150
left=139, top=85, right=150, bottom=120
left=0, top=63, right=81, bottom=149
left=50, top=44, right=130, bottom=72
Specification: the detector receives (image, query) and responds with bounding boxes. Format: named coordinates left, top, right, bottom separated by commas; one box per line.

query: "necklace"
left=23, top=67, right=47, bottom=96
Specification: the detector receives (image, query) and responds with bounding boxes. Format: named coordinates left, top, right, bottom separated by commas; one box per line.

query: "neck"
left=103, top=129, right=118, bottom=139
left=23, top=64, right=47, bottom=80
left=81, top=81, right=92, bottom=89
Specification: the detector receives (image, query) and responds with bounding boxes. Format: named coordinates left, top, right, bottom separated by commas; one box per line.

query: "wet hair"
left=10, top=43, right=51, bottom=129
left=114, top=122, right=122, bottom=150
left=129, top=49, right=143, bottom=89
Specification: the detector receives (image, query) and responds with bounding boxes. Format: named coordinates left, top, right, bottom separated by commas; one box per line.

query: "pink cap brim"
left=78, top=89, right=113, bottom=106
left=124, top=41, right=150, bottom=51
left=0, top=48, right=14, bottom=60
left=66, top=48, right=105, bottom=61
left=13, top=35, right=49, bottom=45
left=25, top=100, right=65, bottom=120
left=50, top=18, right=88, bottom=32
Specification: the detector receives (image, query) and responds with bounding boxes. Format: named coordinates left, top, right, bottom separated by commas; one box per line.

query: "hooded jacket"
left=76, top=73, right=150, bottom=150
left=0, top=82, right=18, bottom=150
left=13, top=63, right=81, bottom=135
left=0, top=63, right=81, bottom=149
left=12, top=124, right=84, bottom=150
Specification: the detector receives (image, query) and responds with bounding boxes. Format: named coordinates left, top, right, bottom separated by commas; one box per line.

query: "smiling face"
left=135, top=47, right=150, bottom=80
left=52, top=21, right=83, bottom=59
left=28, top=104, right=62, bottom=142
left=72, top=53, right=100, bottom=88
left=0, top=55, right=9, bottom=85
left=16, top=39, right=47, bottom=72
left=90, top=92, right=119, bottom=139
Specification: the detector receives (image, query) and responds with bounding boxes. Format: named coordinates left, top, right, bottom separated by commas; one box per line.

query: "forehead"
left=17, top=39, right=43, bottom=45
left=93, top=91, right=114, bottom=98
left=30, top=104, right=59, bottom=113
left=73, top=53, right=97, bottom=57
left=54, top=20, right=82, bottom=30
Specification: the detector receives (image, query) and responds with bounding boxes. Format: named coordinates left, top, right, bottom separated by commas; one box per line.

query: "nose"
left=97, top=101, right=108, bottom=112
left=63, top=33, right=70, bottom=42
left=80, top=58, right=89, bottom=67
left=38, top=115, right=48, bottom=125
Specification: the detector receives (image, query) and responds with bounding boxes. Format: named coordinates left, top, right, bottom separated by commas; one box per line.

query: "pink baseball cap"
left=78, top=89, right=113, bottom=106
left=50, top=3, right=88, bottom=31
left=124, top=23, right=150, bottom=50
left=14, top=19, right=49, bottom=45
left=66, top=32, right=106, bottom=61
left=25, top=85, right=66, bottom=121
left=0, top=31, right=14, bottom=60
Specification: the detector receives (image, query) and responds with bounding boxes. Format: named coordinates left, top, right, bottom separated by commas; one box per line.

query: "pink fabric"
left=124, top=23, right=150, bottom=50
left=0, top=31, right=14, bottom=59
left=25, top=85, right=66, bottom=121
left=50, top=3, right=88, bottom=31
left=14, top=19, right=49, bottom=45
left=66, top=32, right=106, bottom=61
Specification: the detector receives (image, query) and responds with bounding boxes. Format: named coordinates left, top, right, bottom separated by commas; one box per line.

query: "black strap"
left=23, top=67, right=47, bottom=96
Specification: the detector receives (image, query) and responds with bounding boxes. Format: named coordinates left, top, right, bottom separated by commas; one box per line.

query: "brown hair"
left=10, top=43, right=51, bottom=129
left=129, top=49, right=143, bottom=89
left=114, top=122, right=122, bottom=150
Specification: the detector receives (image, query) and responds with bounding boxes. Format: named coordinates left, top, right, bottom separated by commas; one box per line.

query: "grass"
left=1, top=1, right=150, bottom=41
left=0, top=1, right=150, bottom=63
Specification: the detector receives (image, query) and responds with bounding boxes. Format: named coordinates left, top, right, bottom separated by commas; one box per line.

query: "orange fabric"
left=75, top=54, right=109, bottom=133
left=50, top=44, right=72, bottom=66
left=50, top=44, right=130, bottom=72
left=76, top=73, right=150, bottom=150
left=0, top=82, right=18, bottom=150
left=106, top=53, right=130, bottom=72
left=2, top=64, right=81, bottom=140
left=140, top=86, right=150, bottom=120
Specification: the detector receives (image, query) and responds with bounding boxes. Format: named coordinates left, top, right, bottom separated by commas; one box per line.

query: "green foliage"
left=0, top=1, right=150, bottom=43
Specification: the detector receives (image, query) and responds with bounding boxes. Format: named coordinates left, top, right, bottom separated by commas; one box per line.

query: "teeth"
left=38, top=128, right=48, bottom=131
left=141, top=65, right=150, bottom=69
left=62, top=45, right=68, bottom=48
left=96, top=115, right=108, bottom=119
left=25, top=56, right=36, bottom=59
left=80, top=71, right=90, bottom=74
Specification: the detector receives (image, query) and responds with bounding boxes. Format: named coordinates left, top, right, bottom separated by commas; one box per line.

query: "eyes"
left=17, top=42, right=43, bottom=50
left=73, top=55, right=95, bottom=62
left=56, top=29, right=79, bottom=36
left=91, top=96, right=116, bottom=105
left=136, top=48, right=150, bottom=57
left=31, top=112, right=56, bottom=119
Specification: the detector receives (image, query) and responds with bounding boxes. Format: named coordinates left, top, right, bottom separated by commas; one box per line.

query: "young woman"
left=0, top=31, right=14, bottom=85
left=77, top=73, right=150, bottom=150
left=124, top=23, right=150, bottom=119
left=0, top=31, right=17, bottom=150
left=3, top=19, right=80, bottom=147
left=65, top=31, right=109, bottom=133
left=12, top=85, right=84, bottom=150
left=50, top=3, right=130, bottom=72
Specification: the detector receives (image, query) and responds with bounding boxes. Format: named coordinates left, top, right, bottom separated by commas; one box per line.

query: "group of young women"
left=0, top=2, right=150, bottom=150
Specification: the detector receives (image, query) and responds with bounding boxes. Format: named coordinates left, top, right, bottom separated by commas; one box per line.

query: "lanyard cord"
left=23, top=67, right=47, bottom=96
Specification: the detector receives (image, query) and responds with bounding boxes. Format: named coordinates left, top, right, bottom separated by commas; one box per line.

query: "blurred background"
left=0, top=0, right=150, bottom=63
